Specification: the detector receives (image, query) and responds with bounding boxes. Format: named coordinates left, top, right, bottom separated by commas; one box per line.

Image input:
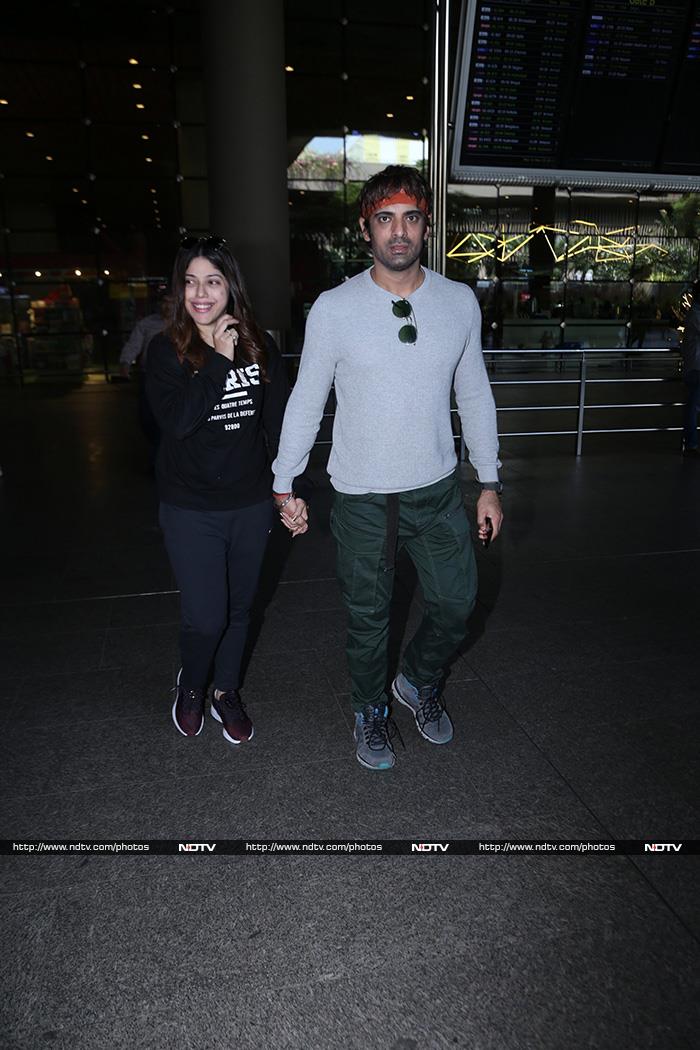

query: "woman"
left=147, top=235, right=303, bottom=743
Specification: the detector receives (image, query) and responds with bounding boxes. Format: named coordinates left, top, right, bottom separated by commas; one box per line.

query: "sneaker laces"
left=217, top=689, right=246, bottom=717
left=175, top=686, right=202, bottom=711
left=361, top=705, right=400, bottom=753
left=416, top=685, right=444, bottom=728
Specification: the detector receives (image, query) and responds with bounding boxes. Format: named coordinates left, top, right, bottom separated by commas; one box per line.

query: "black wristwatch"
left=479, top=481, right=503, bottom=496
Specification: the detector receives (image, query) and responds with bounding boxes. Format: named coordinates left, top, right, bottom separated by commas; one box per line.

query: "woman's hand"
left=275, top=495, right=309, bottom=537
left=212, top=314, right=239, bottom=361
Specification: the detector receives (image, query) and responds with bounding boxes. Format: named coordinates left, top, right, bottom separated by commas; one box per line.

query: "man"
left=119, top=311, right=165, bottom=377
left=272, top=165, right=502, bottom=770
left=119, top=309, right=165, bottom=460
left=681, top=280, right=700, bottom=456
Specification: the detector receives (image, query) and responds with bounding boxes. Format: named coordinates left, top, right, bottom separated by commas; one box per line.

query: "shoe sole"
left=171, top=696, right=204, bottom=737
left=391, top=678, right=453, bottom=745
left=210, top=703, right=254, bottom=745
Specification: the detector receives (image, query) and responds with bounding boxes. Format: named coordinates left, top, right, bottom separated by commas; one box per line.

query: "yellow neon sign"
left=447, top=220, right=668, bottom=265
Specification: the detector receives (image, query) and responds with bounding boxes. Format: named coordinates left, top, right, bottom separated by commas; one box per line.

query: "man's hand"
left=119, top=363, right=131, bottom=379
left=476, top=490, right=503, bottom=544
left=275, top=495, right=309, bottom=537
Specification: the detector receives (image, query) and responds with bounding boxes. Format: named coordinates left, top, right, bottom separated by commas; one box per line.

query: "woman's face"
left=183, top=255, right=230, bottom=330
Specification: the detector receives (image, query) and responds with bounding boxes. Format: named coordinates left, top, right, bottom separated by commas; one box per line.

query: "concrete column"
left=202, top=0, right=290, bottom=332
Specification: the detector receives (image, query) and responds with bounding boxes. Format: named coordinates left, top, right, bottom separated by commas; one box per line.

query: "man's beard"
left=370, top=237, right=423, bottom=272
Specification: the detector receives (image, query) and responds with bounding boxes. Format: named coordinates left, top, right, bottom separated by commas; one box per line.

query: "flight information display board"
left=451, top=0, right=700, bottom=188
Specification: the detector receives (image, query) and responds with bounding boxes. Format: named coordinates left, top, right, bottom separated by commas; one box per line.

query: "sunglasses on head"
left=392, top=298, right=418, bottom=344
left=180, top=235, right=227, bottom=251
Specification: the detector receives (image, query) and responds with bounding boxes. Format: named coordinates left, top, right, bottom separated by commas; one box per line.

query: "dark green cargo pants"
left=330, top=471, right=477, bottom=712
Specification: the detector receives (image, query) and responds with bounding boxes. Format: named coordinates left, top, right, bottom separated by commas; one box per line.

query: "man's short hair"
left=358, top=165, right=433, bottom=221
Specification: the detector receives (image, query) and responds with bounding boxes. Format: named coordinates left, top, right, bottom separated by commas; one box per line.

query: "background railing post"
left=576, top=353, right=587, bottom=457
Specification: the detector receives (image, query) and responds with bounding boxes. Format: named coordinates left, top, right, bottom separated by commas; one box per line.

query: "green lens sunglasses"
left=392, top=298, right=418, bottom=344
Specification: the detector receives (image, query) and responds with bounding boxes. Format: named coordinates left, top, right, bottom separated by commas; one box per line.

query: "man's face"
left=360, top=203, right=429, bottom=273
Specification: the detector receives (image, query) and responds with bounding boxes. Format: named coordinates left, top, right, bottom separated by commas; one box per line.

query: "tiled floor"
left=1, top=383, right=698, bottom=1049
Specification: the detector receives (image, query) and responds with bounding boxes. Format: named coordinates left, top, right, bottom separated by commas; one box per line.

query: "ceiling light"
left=25, top=131, right=35, bottom=138
left=132, top=83, right=142, bottom=89
left=136, top=103, right=145, bottom=110
left=145, top=157, right=153, bottom=163
left=405, top=95, right=414, bottom=101
left=103, top=269, right=110, bottom=275
left=141, top=134, right=149, bottom=140
left=129, top=58, right=138, bottom=65
left=285, top=65, right=294, bottom=72
left=35, top=270, right=42, bottom=277
left=150, top=187, right=157, bottom=193
left=45, top=155, right=53, bottom=161
left=72, top=186, right=79, bottom=193
left=81, top=198, right=87, bottom=204
left=74, top=269, right=82, bottom=276
left=0, top=99, right=8, bottom=105
left=386, top=112, right=394, bottom=118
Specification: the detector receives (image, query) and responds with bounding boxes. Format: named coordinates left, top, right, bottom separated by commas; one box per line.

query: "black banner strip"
left=2, top=840, right=698, bottom=856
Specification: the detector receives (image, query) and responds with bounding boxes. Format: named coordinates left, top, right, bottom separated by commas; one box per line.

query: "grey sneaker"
left=354, top=703, right=395, bottom=770
left=391, top=674, right=453, bottom=744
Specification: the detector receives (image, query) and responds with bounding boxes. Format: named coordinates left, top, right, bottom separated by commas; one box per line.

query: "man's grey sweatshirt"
left=272, top=267, right=500, bottom=494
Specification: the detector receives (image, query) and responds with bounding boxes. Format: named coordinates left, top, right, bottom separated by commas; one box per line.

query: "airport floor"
left=1, top=381, right=699, bottom=1049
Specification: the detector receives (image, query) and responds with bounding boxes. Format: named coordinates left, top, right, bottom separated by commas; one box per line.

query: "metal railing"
left=479, top=347, right=683, bottom=456
left=296, top=347, right=684, bottom=456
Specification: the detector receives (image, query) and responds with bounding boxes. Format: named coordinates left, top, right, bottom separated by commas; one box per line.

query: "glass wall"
left=285, top=1, right=431, bottom=354
left=445, top=184, right=700, bottom=357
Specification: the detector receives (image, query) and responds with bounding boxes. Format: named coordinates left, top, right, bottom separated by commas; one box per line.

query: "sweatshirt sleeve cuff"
left=273, top=475, right=294, bottom=494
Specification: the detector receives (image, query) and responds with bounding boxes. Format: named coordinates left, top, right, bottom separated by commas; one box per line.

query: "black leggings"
left=159, top=499, right=274, bottom=692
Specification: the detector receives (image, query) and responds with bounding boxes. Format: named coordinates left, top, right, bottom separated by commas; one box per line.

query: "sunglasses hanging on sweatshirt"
left=392, top=298, right=418, bottom=344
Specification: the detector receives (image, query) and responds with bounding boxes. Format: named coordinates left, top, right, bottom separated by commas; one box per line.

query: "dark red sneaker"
left=172, top=684, right=204, bottom=737
left=210, top=689, right=254, bottom=744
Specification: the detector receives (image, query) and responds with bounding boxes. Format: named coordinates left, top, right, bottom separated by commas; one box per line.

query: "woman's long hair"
left=164, top=237, right=269, bottom=379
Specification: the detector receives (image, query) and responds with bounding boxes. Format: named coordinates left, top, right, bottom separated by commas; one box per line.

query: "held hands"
left=274, top=494, right=309, bottom=538
left=212, top=314, right=239, bottom=360
left=476, top=490, right=503, bottom=545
